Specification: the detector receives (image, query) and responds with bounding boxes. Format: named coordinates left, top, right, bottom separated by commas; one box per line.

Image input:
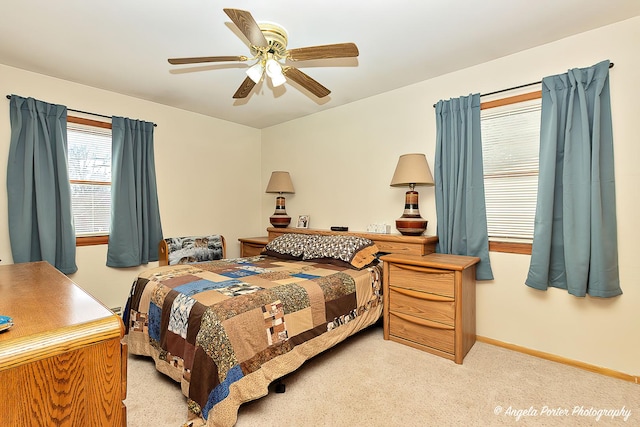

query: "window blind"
left=67, top=122, right=112, bottom=236
left=481, top=99, right=540, bottom=241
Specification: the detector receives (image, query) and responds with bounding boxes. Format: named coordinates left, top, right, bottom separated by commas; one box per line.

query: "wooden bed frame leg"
left=274, top=379, right=286, bottom=393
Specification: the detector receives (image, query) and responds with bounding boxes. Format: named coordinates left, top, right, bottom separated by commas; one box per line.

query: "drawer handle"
left=393, top=263, right=446, bottom=274
left=391, top=312, right=454, bottom=330
left=392, top=287, right=453, bottom=302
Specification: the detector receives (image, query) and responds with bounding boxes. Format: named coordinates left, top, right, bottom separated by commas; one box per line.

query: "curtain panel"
left=525, top=60, right=621, bottom=298
left=106, top=116, right=163, bottom=267
left=7, top=95, right=77, bottom=274
left=434, top=93, right=493, bottom=280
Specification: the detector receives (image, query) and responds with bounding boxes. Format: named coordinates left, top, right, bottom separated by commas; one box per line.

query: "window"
left=481, top=92, right=541, bottom=254
left=67, top=116, right=112, bottom=245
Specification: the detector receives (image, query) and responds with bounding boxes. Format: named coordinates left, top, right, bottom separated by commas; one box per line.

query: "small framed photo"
left=297, top=215, right=310, bottom=229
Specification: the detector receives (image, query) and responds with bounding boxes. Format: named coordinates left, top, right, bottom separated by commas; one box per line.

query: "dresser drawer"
left=389, top=286, right=455, bottom=326
left=387, top=263, right=455, bottom=297
left=389, top=311, right=455, bottom=354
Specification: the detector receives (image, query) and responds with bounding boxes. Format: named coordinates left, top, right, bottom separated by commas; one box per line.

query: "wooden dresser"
left=381, top=253, right=479, bottom=364
left=0, top=262, right=127, bottom=426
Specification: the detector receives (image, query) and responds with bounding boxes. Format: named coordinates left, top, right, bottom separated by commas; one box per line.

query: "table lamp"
left=390, top=153, right=434, bottom=235
left=266, top=171, right=295, bottom=227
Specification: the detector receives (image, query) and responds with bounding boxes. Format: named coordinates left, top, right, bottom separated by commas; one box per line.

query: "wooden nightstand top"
left=380, top=253, right=480, bottom=270
left=238, top=236, right=269, bottom=245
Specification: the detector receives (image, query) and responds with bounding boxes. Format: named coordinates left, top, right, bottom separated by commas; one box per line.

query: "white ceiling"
left=2, top=1, right=639, bottom=129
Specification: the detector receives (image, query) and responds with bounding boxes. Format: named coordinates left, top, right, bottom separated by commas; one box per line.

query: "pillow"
left=165, top=235, right=224, bottom=265
left=263, top=233, right=320, bottom=260
left=302, top=235, right=379, bottom=269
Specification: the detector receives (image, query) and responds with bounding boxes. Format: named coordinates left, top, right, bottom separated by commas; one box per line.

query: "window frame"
left=481, top=90, right=542, bottom=255
left=67, top=115, right=112, bottom=247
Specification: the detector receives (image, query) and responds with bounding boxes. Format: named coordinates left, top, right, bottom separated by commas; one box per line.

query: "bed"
left=124, top=230, right=437, bottom=426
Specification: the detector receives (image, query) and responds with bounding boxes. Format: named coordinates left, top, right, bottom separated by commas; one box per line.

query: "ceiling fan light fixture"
left=270, top=70, right=287, bottom=87
left=265, top=58, right=286, bottom=87
left=169, top=9, right=359, bottom=100
left=246, top=61, right=264, bottom=83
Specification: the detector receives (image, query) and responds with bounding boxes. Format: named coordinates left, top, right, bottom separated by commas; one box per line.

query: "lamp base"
left=395, top=217, right=427, bottom=236
left=270, top=196, right=291, bottom=227
left=270, top=214, right=291, bottom=228
left=395, top=190, right=427, bottom=236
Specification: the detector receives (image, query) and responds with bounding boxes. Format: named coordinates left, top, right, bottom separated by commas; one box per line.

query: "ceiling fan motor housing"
left=251, top=22, right=288, bottom=57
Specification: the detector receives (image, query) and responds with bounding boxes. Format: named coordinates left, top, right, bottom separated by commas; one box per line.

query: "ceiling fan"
left=168, top=8, right=359, bottom=99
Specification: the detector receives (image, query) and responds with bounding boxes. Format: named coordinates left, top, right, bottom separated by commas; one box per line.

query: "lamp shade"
left=265, top=58, right=286, bottom=87
left=270, top=71, right=287, bottom=87
left=266, top=171, right=295, bottom=194
left=246, top=62, right=264, bottom=84
left=390, top=153, right=434, bottom=187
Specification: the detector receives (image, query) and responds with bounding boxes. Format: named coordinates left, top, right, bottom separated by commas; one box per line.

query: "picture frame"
left=296, top=215, right=310, bottom=229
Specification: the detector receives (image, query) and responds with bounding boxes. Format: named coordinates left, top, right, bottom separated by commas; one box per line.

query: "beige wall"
left=0, top=64, right=263, bottom=310
left=1, top=17, right=637, bottom=377
left=261, top=17, right=640, bottom=376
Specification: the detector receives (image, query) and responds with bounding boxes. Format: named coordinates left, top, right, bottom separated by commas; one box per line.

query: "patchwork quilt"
left=124, top=255, right=383, bottom=427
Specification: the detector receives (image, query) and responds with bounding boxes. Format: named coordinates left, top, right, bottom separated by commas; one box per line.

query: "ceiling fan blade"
left=283, top=67, right=331, bottom=98
left=168, top=56, right=247, bottom=65
left=223, top=8, right=269, bottom=48
left=233, top=76, right=257, bottom=99
left=287, top=43, right=359, bottom=61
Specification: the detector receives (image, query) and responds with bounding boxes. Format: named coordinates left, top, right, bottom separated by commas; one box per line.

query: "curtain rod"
left=432, top=62, right=614, bottom=107
left=5, top=95, right=157, bottom=127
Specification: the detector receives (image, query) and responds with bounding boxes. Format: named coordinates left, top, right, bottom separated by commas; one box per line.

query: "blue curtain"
left=7, top=95, right=77, bottom=274
left=526, top=60, right=621, bottom=298
left=107, top=116, right=163, bottom=267
left=434, top=94, right=493, bottom=280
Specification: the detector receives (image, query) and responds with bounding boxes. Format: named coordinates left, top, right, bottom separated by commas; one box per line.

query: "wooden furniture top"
left=0, top=261, right=123, bottom=371
left=380, top=253, right=481, bottom=270
left=267, top=227, right=439, bottom=256
left=238, top=236, right=270, bottom=245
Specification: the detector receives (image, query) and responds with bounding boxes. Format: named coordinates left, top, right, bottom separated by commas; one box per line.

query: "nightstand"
left=238, top=236, right=269, bottom=257
left=381, top=253, right=480, bottom=364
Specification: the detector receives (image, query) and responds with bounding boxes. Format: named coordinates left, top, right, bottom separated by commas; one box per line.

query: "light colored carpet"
left=125, top=325, right=638, bottom=426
